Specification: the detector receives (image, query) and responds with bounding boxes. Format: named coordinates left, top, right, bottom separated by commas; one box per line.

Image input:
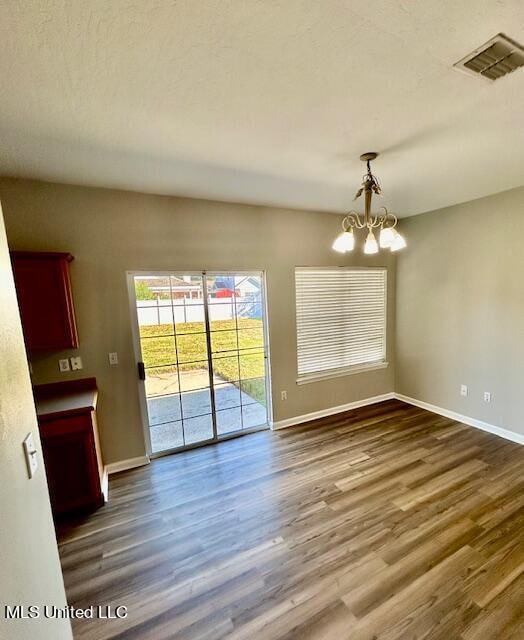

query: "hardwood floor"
left=57, top=400, right=524, bottom=640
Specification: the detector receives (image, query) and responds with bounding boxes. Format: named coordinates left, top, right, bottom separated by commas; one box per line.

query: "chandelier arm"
left=367, top=203, right=385, bottom=229
left=343, top=211, right=366, bottom=229
left=380, top=208, right=398, bottom=228
left=369, top=208, right=386, bottom=228
left=376, top=206, right=390, bottom=227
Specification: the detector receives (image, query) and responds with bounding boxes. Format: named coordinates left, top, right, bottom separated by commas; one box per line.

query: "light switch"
left=70, top=356, right=83, bottom=370
left=108, top=352, right=118, bottom=366
left=23, top=433, right=38, bottom=479
left=59, top=358, right=70, bottom=372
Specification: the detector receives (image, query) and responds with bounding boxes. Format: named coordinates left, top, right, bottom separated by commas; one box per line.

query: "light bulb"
left=332, top=229, right=354, bottom=253
left=364, top=229, right=379, bottom=254
left=390, top=229, right=406, bottom=252
left=379, top=226, right=395, bottom=248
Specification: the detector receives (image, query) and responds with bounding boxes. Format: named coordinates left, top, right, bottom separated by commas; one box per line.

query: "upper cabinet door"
left=10, top=251, right=79, bottom=351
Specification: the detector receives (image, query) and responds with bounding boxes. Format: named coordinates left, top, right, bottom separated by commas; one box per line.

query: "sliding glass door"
left=129, top=272, right=270, bottom=455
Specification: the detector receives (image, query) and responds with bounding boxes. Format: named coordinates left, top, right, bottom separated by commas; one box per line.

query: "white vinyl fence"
left=137, top=296, right=261, bottom=326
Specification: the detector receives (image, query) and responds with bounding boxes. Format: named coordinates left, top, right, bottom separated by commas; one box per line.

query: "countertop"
left=33, top=377, right=98, bottom=420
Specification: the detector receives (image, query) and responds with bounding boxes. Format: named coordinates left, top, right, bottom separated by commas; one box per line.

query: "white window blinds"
left=295, top=267, right=387, bottom=380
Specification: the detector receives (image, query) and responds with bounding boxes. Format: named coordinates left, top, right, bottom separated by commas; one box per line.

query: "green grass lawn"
left=140, top=319, right=267, bottom=404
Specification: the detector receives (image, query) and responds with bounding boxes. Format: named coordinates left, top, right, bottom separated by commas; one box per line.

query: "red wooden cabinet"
left=34, top=379, right=105, bottom=517
left=10, top=251, right=78, bottom=351
left=39, top=413, right=104, bottom=515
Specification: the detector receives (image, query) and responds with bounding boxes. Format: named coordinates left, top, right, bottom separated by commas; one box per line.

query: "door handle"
left=137, top=361, right=145, bottom=381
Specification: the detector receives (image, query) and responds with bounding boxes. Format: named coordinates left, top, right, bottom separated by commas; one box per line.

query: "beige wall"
left=396, top=186, right=524, bottom=439
left=0, top=178, right=395, bottom=465
left=0, top=202, right=72, bottom=639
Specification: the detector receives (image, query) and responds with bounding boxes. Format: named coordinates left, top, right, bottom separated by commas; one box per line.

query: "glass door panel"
left=135, top=274, right=214, bottom=453
left=133, top=272, right=269, bottom=454
left=207, top=273, right=268, bottom=435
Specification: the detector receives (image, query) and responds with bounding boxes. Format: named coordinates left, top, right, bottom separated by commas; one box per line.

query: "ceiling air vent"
left=454, top=33, right=524, bottom=81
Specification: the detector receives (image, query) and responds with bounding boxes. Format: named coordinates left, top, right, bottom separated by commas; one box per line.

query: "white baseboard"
left=106, top=455, right=151, bottom=475
left=270, top=390, right=524, bottom=446
left=395, top=393, right=524, bottom=446
left=271, top=392, right=395, bottom=430
left=101, top=467, right=109, bottom=502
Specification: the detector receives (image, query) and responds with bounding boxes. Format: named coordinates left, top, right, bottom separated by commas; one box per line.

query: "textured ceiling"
left=0, top=1, right=523, bottom=217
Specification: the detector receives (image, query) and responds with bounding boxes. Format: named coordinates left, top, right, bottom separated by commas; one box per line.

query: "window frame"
left=294, top=266, right=388, bottom=385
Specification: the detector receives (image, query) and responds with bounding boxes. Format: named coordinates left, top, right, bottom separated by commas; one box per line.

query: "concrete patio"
left=147, top=370, right=267, bottom=452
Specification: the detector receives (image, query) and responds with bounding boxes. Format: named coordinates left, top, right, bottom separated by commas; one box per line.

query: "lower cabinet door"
left=39, top=413, right=103, bottom=516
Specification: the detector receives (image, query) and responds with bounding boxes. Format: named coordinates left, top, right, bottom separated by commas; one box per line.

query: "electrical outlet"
left=59, top=358, right=70, bottom=372
left=281, top=390, right=287, bottom=401
left=70, top=356, right=83, bottom=371
left=484, top=391, right=492, bottom=403
left=108, top=352, right=118, bottom=366
left=460, top=384, right=468, bottom=397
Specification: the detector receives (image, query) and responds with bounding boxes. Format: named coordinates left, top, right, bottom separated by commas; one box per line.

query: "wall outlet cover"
left=108, top=352, right=118, bottom=365
left=460, top=384, right=468, bottom=397
left=70, top=356, right=83, bottom=370
left=59, top=358, right=70, bottom=372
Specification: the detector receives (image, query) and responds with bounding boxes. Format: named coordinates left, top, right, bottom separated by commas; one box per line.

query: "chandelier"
left=332, top=152, right=406, bottom=254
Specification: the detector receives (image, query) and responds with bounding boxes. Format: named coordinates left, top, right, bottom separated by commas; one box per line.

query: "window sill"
left=296, top=361, right=389, bottom=385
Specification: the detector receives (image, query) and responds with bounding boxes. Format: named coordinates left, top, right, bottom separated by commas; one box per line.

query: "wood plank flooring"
left=57, top=400, right=524, bottom=640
